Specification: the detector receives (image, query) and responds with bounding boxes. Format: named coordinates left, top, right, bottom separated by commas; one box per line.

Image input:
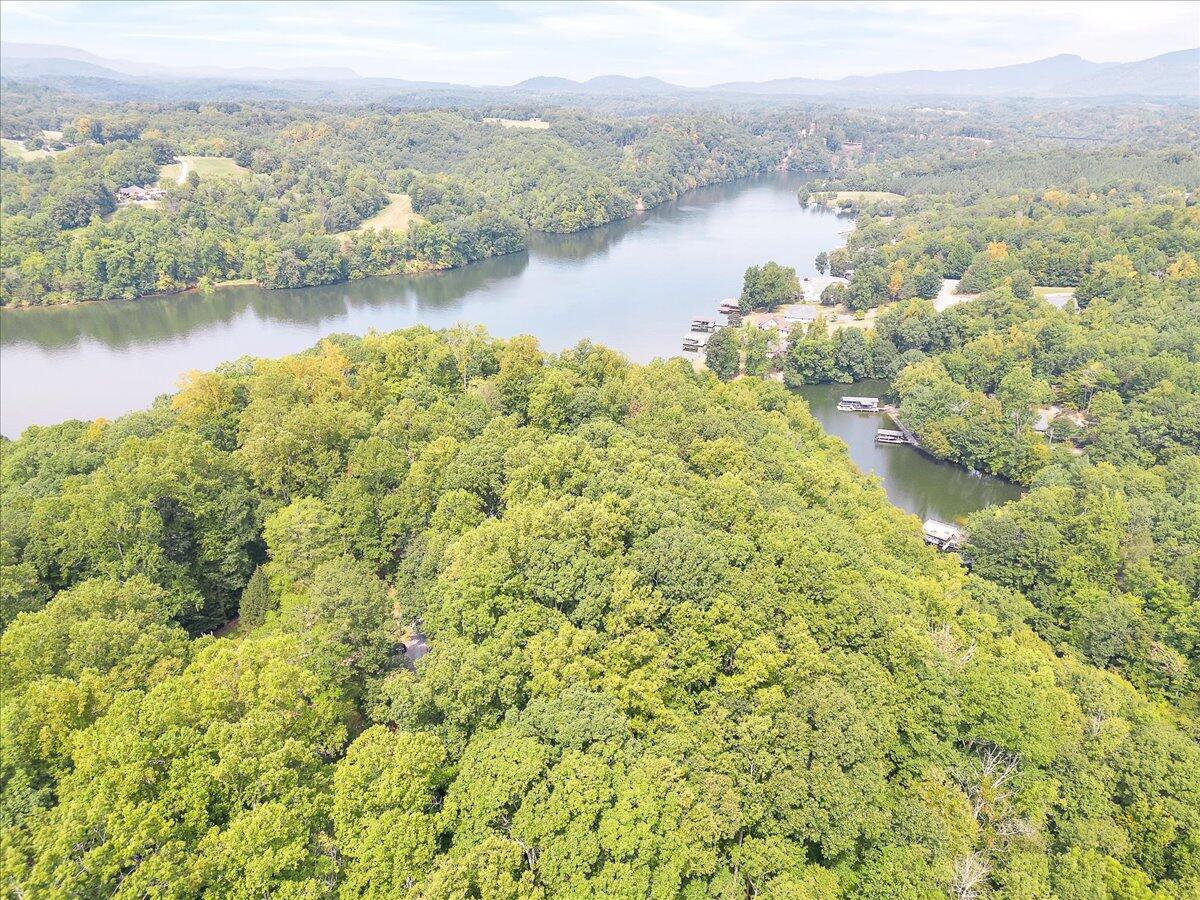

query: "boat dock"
left=837, top=395, right=880, bottom=412
left=923, top=519, right=964, bottom=551
left=878, top=408, right=922, bottom=448
left=875, top=428, right=914, bottom=445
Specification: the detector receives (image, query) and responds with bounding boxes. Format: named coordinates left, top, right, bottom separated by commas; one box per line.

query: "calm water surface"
left=1, top=174, right=1016, bottom=519
left=2, top=174, right=843, bottom=433
left=796, top=379, right=1022, bottom=523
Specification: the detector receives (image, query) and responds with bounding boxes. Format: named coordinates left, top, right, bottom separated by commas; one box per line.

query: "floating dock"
left=717, top=300, right=742, bottom=326
left=682, top=332, right=711, bottom=352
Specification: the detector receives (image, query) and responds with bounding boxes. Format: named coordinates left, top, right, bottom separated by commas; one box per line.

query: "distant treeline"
left=9, top=85, right=1177, bottom=307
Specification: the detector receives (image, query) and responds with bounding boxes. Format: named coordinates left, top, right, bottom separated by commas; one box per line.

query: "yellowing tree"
left=1166, top=252, right=1198, bottom=280
left=887, top=259, right=908, bottom=297
left=1042, top=189, right=1070, bottom=208
left=985, top=241, right=1009, bottom=261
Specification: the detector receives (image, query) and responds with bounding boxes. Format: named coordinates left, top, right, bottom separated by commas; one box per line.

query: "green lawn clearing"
left=160, top=156, right=250, bottom=184
left=1, top=138, right=54, bottom=160
left=483, top=117, right=550, bottom=129
left=339, top=193, right=425, bottom=236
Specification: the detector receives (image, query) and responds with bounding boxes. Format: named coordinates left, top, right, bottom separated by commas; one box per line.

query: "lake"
left=0, top=173, right=1017, bottom=520
left=2, top=174, right=845, bottom=433
left=795, top=379, right=1022, bottom=523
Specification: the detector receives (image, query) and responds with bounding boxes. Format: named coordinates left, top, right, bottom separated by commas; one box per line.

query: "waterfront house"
left=758, top=316, right=789, bottom=333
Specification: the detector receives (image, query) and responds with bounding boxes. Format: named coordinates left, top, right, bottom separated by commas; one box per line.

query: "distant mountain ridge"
left=515, top=49, right=1197, bottom=99
left=514, top=74, right=680, bottom=96
left=1, top=41, right=1195, bottom=98
left=709, top=50, right=1199, bottom=98
left=1, top=41, right=359, bottom=81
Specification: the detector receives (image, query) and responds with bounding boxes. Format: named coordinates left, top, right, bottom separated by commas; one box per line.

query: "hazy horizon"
left=2, top=0, right=1198, bottom=86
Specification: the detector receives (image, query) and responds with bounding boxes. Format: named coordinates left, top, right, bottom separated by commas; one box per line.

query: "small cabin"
left=837, top=396, right=880, bottom=412
left=691, top=316, right=719, bottom=333
left=923, top=519, right=964, bottom=551
left=682, top=332, right=711, bottom=352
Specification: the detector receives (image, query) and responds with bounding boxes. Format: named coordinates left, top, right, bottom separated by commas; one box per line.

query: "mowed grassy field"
left=483, top=117, right=550, bottom=129
left=1, top=138, right=49, bottom=160
left=159, top=156, right=251, bottom=184
left=1033, top=285, right=1076, bottom=298
left=0, top=137, right=73, bottom=160
left=826, top=190, right=905, bottom=203
left=339, top=193, right=425, bottom=236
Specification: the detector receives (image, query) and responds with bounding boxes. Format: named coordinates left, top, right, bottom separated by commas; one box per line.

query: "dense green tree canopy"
left=2, top=327, right=1196, bottom=897
left=739, top=261, right=801, bottom=312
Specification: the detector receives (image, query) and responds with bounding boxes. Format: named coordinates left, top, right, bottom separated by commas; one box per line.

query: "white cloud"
left=2, top=0, right=77, bottom=23
left=1, top=0, right=1196, bottom=84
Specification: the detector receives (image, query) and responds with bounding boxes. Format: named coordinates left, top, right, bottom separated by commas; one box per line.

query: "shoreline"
left=2, top=172, right=846, bottom=438
left=1, top=168, right=823, bottom=314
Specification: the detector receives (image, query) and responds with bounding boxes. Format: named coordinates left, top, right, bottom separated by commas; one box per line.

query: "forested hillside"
left=1, top=88, right=841, bottom=305
left=5, top=84, right=1178, bottom=308
left=2, top=328, right=1197, bottom=897
left=786, top=168, right=1200, bottom=481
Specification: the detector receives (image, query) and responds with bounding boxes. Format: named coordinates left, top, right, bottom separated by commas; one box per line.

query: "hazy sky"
left=3, top=0, right=1198, bottom=85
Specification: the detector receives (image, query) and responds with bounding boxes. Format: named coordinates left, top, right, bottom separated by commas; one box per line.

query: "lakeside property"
left=336, top=193, right=425, bottom=240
